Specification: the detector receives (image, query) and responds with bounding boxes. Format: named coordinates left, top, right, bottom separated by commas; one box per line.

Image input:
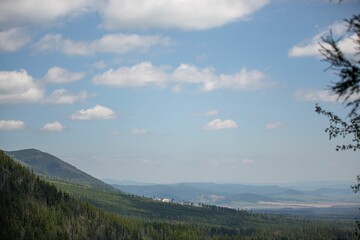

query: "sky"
left=0, top=0, right=359, bottom=184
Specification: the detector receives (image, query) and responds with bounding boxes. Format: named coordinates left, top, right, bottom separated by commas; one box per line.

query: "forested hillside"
left=1, top=150, right=356, bottom=239
left=6, top=149, right=113, bottom=190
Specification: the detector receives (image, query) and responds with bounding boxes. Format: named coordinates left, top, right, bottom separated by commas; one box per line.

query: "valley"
left=108, top=180, right=359, bottom=219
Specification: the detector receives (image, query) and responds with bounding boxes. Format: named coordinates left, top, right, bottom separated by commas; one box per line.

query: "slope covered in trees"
left=6, top=149, right=113, bottom=191
left=0, top=150, right=357, bottom=239
left=0, top=150, right=147, bottom=239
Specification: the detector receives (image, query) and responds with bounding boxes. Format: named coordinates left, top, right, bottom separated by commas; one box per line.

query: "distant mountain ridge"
left=110, top=181, right=358, bottom=209
left=5, top=148, right=113, bottom=191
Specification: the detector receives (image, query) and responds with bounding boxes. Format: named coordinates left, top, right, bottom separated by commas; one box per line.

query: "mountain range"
left=109, top=181, right=358, bottom=209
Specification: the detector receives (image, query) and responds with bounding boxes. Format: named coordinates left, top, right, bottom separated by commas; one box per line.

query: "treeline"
left=0, top=151, right=357, bottom=239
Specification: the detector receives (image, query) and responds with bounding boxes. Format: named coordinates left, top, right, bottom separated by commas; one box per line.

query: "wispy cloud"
left=35, top=33, right=171, bottom=56
left=71, top=104, right=116, bottom=120
left=43, top=67, right=85, bottom=83
left=210, top=158, right=254, bottom=165
left=266, top=121, right=283, bottom=130
left=293, top=88, right=359, bottom=102
left=43, top=89, right=88, bottom=104
left=203, top=119, right=238, bottom=130
left=131, top=128, right=148, bottom=136
left=0, top=28, right=30, bottom=51
left=93, top=62, right=275, bottom=92
left=41, top=121, right=65, bottom=132
left=242, top=158, right=255, bottom=165
left=0, top=120, right=25, bottom=131
left=101, top=0, right=269, bottom=30
left=204, top=110, right=219, bottom=116
left=0, top=0, right=93, bottom=27
left=194, top=110, right=219, bottom=117
left=289, top=21, right=358, bottom=58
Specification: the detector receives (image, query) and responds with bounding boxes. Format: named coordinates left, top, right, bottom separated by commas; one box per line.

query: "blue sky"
left=0, top=0, right=359, bottom=184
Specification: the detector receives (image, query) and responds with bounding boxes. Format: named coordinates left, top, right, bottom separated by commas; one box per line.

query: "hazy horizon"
left=1, top=1, right=359, bottom=184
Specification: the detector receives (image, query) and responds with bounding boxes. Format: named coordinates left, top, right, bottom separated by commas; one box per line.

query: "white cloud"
left=92, top=60, right=107, bottom=70
left=203, top=119, right=238, bottom=130
left=195, top=110, right=219, bottom=117
left=0, top=0, right=92, bottom=27
left=0, top=120, right=25, bottom=131
left=242, top=158, right=254, bottom=165
left=44, top=89, right=88, bottom=104
left=172, top=64, right=217, bottom=91
left=204, top=110, right=219, bottom=116
left=101, top=0, right=269, bottom=30
left=289, top=21, right=358, bottom=58
left=93, top=62, right=274, bottom=92
left=41, top=121, right=64, bottom=132
left=131, top=128, right=147, bottom=136
left=0, top=70, right=44, bottom=103
left=0, top=28, right=30, bottom=52
left=35, top=33, right=171, bottom=56
left=173, top=64, right=269, bottom=91
left=294, top=89, right=342, bottom=102
left=217, top=68, right=270, bottom=91
left=93, top=62, right=168, bottom=88
left=43, top=67, right=85, bottom=83
left=266, top=121, right=283, bottom=130
left=0, top=69, right=88, bottom=104
left=71, top=104, right=116, bottom=120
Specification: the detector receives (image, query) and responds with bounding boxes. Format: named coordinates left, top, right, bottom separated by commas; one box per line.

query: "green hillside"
left=2, top=149, right=357, bottom=239
left=0, top=150, right=135, bottom=239
left=6, top=149, right=113, bottom=191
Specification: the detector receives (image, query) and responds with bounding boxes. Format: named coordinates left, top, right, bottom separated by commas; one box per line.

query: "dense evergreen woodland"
left=0, top=151, right=357, bottom=239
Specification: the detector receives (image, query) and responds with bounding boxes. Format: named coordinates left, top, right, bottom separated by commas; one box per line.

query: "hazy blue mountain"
left=229, top=193, right=275, bottom=203
left=102, top=178, right=155, bottom=186
left=6, top=149, right=113, bottom=190
left=112, top=183, right=210, bottom=201
left=112, top=181, right=358, bottom=208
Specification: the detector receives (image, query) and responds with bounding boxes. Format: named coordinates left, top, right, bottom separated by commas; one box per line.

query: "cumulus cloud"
left=0, top=70, right=44, bottom=103
left=0, top=120, right=25, bottom=131
left=93, top=62, right=168, bottom=88
left=0, top=69, right=89, bottom=105
left=101, top=0, right=269, bottom=30
left=0, top=0, right=92, bottom=27
left=40, top=121, right=64, bottom=132
left=43, top=67, right=85, bottom=83
left=0, top=28, right=30, bottom=51
left=131, top=128, right=147, bottom=136
left=35, top=33, right=171, bottom=56
left=71, top=104, right=116, bottom=120
left=93, top=62, right=274, bottom=92
left=266, top=121, right=283, bottom=130
left=289, top=21, right=358, bottom=58
left=44, top=89, right=88, bottom=104
left=203, top=119, right=238, bottom=130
